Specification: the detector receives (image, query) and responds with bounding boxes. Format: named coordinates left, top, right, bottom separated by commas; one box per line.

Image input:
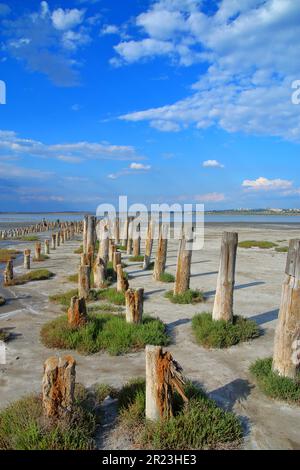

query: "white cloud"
left=101, top=24, right=119, bottom=35
left=0, top=163, right=53, bottom=179
left=51, top=8, right=84, bottom=31
left=202, top=159, right=224, bottom=168
left=117, top=0, right=300, bottom=141
left=242, top=177, right=293, bottom=191
left=0, top=130, right=144, bottom=162
left=150, top=120, right=181, bottom=132
left=130, top=162, right=151, bottom=170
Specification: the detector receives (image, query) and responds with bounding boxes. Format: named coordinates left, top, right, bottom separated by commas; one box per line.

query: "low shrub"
left=238, top=240, right=278, bottom=249
left=165, top=289, right=205, bottom=304
left=6, top=269, right=54, bottom=286
left=159, top=272, right=175, bottom=283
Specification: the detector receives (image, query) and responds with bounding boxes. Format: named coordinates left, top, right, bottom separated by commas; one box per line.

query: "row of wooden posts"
left=0, top=220, right=83, bottom=240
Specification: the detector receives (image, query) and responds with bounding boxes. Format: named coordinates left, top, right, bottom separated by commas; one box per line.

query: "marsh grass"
left=5, top=269, right=54, bottom=286
left=250, top=358, right=300, bottom=404
left=275, top=246, right=289, bottom=253
left=74, top=245, right=83, bottom=254
left=0, top=249, right=21, bottom=263
left=33, top=255, right=49, bottom=262
left=17, top=236, right=39, bottom=242
left=40, top=313, right=169, bottom=355
left=117, top=379, right=242, bottom=450
left=95, top=287, right=125, bottom=305
left=0, top=386, right=97, bottom=450
left=117, top=245, right=127, bottom=251
left=165, top=289, right=205, bottom=304
left=159, top=272, right=175, bottom=283
left=129, top=255, right=144, bottom=262
left=238, top=240, right=278, bottom=249
left=192, top=313, right=260, bottom=349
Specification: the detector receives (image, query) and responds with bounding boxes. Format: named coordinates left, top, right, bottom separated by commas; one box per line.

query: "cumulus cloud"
left=130, top=162, right=151, bottom=170
left=202, top=160, right=224, bottom=168
left=117, top=0, right=300, bottom=142
left=1, top=2, right=91, bottom=86
left=242, top=177, right=293, bottom=191
left=101, top=24, right=119, bottom=35
left=108, top=162, right=152, bottom=179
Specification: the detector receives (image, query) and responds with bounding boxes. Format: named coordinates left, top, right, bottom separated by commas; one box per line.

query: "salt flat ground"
left=0, top=223, right=300, bottom=450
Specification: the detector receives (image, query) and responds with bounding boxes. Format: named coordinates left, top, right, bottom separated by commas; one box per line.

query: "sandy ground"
left=0, top=223, right=300, bottom=450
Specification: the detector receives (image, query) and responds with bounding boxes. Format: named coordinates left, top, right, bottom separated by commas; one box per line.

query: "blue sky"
left=0, top=0, right=300, bottom=211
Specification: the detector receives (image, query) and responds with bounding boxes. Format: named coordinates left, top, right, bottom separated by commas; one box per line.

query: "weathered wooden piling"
left=51, top=233, right=56, bottom=250
left=153, top=224, right=168, bottom=281
left=4, top=259, right=14, bottom=285
left=143, top=220, right=154, bottom=269
left=127, top=221, right=133, bottom=255
left=44, top=239, right=50, bottom=255
left=116, top=264, right=129, bottom=293
left=67, top=296, right=87, bottom=328
left=42, top=356, right=76, bottom=418
left=93, top=256, right=106, bottom=289
left=273, top=239, right=300, bottom=378
left=86, top=216, right=96, bottom=256
left=113, top=251, right=121, bottom=272
left=99, top=236, right=109, bottom=267
left=35, top=242, right=42, bottom=261
left=78, top=264, right=91, bottom=299
left=174, top=230, right=193, bottom=295
left=125, top=288, right=144, bottom=324
left=24, top=249, right=31, bottom=270
left=212, top=232, right=238, bottom=322
left=145, top=346, right=187, bottom=421
left=109, top=241, right=116, bottom=263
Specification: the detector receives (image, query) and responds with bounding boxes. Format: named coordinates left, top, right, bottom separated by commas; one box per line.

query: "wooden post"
left=109, top=241, right=116, bottom=263
left=125, top=288, right=144, bottom=324
left=127, top=221, right=133, bottom=255
left=57, top=231, right=61, bottom=246
left=133, top=223, right=141, bottom=257
left=153, top=224, right=168, bottom=281
left=24, top=249, right=31, bottom=270
left=78, top=264, right=91, bottom=299
left=143, top=220, right=154, bottom=269
left=113, top=251, right=121, bottom=272
left=174, top=231, right=193, bottom=295
left=83, top=215, right=88, bottom=254
left=121, top=216, right=129, bottom=247
left=145, top=346, right=187, bottom=422
left=114, top=217, right=120, bottom=245
left=51, top=233, right=56, bottom=250
left=273, top=239, right=300, bottom=378
left=35, top=242, right=42, bottom=261
left=99, top=236, right=109, bottom=267
left=42, top=356, right=76, bottom=418
left=212, top=232, right=238, bottom=322
left=4, top=259, right=14, bottom=285
left=67, top=296, right=87, bottom=328
left=117, top=264, right=129, bottom=292
left=44, top=239, right=50, bottom=255
left=86, top=216, right=96, bottom=256
left=93, top=256, right=106, bottom=289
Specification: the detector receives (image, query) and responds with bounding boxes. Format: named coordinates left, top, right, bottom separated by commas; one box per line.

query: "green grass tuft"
left=250, top=358, right=300, bottom=404
left=0, top=249, right=21, bottom=263
left=67, top=274, right=78, bottom=283
left=129, top=255, right=144, bottom=262
left=118, top=379, right=242, bottom=450
left=192, top=313, right=260, bottom=349
left=159, top=272, right=175, bottom=283
left=95, top=287, right=125, bottom=305
left=0, top=386, right=97, bottom=450
left=117, top=245, right=127, bottom=251
left=165, top=289, right=205, bottom=304
left=18, top=236, right=39, bottom=242
left=95, top=384, right=118, bottom=402
left=275, top=246, right=288, bottom=253
left=33, top=255, right=49, bottom=262
left=40, top=313, right=169, bottom=355
left=49, top=289, right=78, bottom=307
left=6, top=269, right=54, bottom=286
left=74, top=245, right=83, bottom=254
left=0, top=329, right=9, bottom=341
left=238, top=240, right=278, bottom=249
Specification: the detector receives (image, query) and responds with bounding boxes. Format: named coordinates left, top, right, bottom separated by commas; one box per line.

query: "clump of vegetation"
left=67, top=274, right=78, bottom=283
left=165, top=289, right=205, bottom=304
left=88, top=304, right=124, bottom=314
left=6, top=269, right=54, bottom=286
left=95, top=384, right=118, bottom=402
left=0, top=249, right=21, bottom=263
left=159, top=272, right=175, bottom=283
left=0, top=296, right=6, bottom=307
left=117, top=379, right=242, bottom=450
left=117, top=245, right=127, bottom=251
left=238, top=240, right=278, bottom=249
left=95, top=287, right=126, bottom=305
left=275, top=246, right=288, bottom=253
left=129, top=255, right=144, bottom=262
left=250, top=358, right=300, bottom=404
left=18, top=236, right=39, bottom=242
left=192, top=313, right=260, bottom=349
left=74, top=245, right=83, bottom=254
left=0, top=386, right=98, bottom=450
left=49, top=289, right=78, bottom=308
left=33, top=255, right=49, bottom=262
left=0, top=329, right=9, bottom=341
left=41, top=313, right=169, bottom=355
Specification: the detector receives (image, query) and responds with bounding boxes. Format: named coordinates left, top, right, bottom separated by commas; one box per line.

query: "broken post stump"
left=51, top=233, right=56, bottom=250
left=273, top=239, right=300, bottom=379
left=113, top=251, right=121, bottom=272
left=42, top=356, right=76, bottom=418
left=4, top=259, right=14, bottom=285
left=78, top=264, right=91, bottom=299
left=109, top=241, right=116, bottom=263
left=24, top=249, right=31, bottom=270
left=117, top=264, right=129, bottom=293
left=44, top=239, right=50, bottom=255
left=145, top=345, right=187, bottom=421
left=67, top=296, right=87, bottom=328
left=174, top=230, right=193, bottom=295
left=125, top=288, right=144, bottom=324
left=143, top=220, right=154, bottom=270
left=93, top=256, right=106, bottom=289
left=153, top=224, right=168, bottom=281
left=35, top=242, right=42, bottom=261
left=212, top=232, right=238, bottom=322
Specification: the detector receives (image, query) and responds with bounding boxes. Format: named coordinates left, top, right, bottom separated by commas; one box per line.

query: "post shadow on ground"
left=144, top=288, right=166, bottom=297
left=166, top=318, right=191, bottom=341
left=0, top=326, right=22, bottom=341
left=249, top=309, right=279, bottom=325
left=191, top=271, right=218, bottom=278
left=167, top=260, right=212, bottom=268
left=205, top=281, right=265, bottom=298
